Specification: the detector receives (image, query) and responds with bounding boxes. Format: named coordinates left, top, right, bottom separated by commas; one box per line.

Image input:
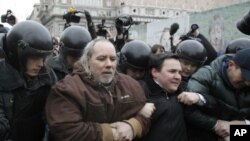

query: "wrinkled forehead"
left=92, top=41, right=116, bottom=56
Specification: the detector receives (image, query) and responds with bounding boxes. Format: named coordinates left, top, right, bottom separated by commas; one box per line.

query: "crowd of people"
left=0, top=8, right=250, bottom=141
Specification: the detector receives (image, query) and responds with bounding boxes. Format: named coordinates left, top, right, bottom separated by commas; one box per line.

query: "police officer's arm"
left=114, top=25, right=126, bottom=52
left=184, top=66, right=219, bottom=130
left=84, top=10, right=97, bottom=39
left=197, top=34, right=217, bottom=65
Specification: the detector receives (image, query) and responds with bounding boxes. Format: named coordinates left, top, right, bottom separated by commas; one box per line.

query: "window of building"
left=77, top=0, right=102, bottom=7
left=61, top=0, right=67, bottom=4
left=146, top=8, right=154, bottom=16
left=107, top=11, right=111, bottom=17
left=106, top=0, right=111, bottom=7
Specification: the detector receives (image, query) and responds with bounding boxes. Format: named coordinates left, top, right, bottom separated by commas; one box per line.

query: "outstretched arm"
left=84, top=10, right=97, bottom=39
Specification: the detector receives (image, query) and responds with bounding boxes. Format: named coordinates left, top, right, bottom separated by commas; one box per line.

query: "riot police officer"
left=0, top=20, right=57, bottom=141
left=175, top=40, right=207, bottom=83
left=175, top=40, right=208, bottom=141
left=179, top=24, right=217, bottom=64
left=118, top=40, right=151, bottom=80
left=47, top=26, right=91, bottom=80
left=225, top=38, right=250, bottom=54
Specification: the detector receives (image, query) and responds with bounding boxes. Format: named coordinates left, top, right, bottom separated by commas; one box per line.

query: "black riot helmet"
left=225, top=38, right=250, bottom=54
left=59, top=26, right=91, bottom=58
left=120, top=40, right=151, bottom=69
left=176, top=40, right=207, bottom=66
left=236, top=11, right=250, bottom=35
left=5, top=20, right=53, bottom=72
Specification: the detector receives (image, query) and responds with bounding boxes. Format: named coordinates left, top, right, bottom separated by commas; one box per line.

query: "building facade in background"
left=28, top=0, right=249, bottom=37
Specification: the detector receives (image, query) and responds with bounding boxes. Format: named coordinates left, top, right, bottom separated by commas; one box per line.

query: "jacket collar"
left=145, top=72, right=168, bottom=96
left=211, top=54, right=235, bottom=89
left=0, top=60, right=56, bottom=91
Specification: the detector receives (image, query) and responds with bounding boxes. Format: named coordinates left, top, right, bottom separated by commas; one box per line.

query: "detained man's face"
left=227, top=60, right=250, bottom=89
left=89, top=41, right=117, bottom=85
left=25, top=57, right=44, bottom=77
left=152, top=58, right=182, bottom=93
left=179, top=59, right=198, bottom=78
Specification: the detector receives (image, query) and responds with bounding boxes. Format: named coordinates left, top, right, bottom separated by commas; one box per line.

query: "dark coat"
left=139, top=74, right=188, bottom=141
left=0, top=60, right=56, bottom=141
left=47, top=55, right=70, bottom=80
left=185, top=54, right=250, bottom=141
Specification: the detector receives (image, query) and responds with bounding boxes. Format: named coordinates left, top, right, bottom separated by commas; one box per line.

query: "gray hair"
left=79, top=38, right=112, bottom=76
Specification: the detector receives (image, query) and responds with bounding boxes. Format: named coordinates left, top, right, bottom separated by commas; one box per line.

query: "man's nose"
left=175, top=72, right=182, bottom=80
left=105, top=59, right=113, bottom=66
left=186, top=64, right=192, bottom=71
left=37, top=59, right=44, bottom=67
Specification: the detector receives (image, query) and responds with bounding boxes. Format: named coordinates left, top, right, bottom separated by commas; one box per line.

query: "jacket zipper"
left=103, top=87, right=114, bottom=121
left=107, top=91, right=113, bottom=105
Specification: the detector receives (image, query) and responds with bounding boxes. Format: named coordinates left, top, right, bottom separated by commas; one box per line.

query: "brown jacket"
left=46, top=62, right=150, bottom=141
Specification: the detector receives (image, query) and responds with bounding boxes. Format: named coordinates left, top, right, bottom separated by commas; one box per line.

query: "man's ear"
left=228, top=60, right=236, bottom=67
left=151, top=68, right=159, bottom=78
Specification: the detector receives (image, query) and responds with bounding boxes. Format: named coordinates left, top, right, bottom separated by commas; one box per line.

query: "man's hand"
left=177, top=92, right=200, bottom=105
left=110, top=122, right=134, bottom=141
left=230, top=120, right=246, bottom=125
left=139, top=103, right=155, bottom=118
left=214, top=120, right=246, bottom=139
left=213, top=120, right=230, bottom=138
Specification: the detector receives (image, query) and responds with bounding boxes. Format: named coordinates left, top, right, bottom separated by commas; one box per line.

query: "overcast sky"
left=0, top=0, right=39, bottom=22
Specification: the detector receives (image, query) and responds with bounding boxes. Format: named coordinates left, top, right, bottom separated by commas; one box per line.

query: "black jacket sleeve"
left=84, top=10, right=97, bottom=39
left=197, top=34, right=217, bottom=65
